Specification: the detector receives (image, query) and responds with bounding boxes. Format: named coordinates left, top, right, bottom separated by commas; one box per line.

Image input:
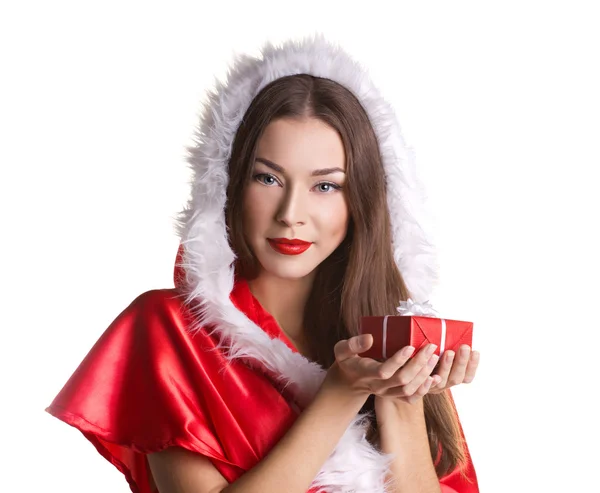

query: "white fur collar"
left=175, top=35, right=439, bottom=493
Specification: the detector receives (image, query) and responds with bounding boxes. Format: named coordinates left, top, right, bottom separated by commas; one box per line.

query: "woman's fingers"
left=394, top=343, right=438, bottom=385
left=334, top=336, right=389, bottom=381
left=412, top=376, right=436, bottom=402
left=463, top=350, right=480, bottom=383
left=403, top=376, right=436, bottom=404
left=445, top=345, right=471, bottom=387
left=430, top=346, right=480, bottom=392
left=334, top=337, right=479, bottom=399
left=398, top=352, right=439, bottom=396
left=376, top=345, right=439, bottom=395
left=430, top=350, right=455, bottom=390
left=385, top=372, right=436, bottom=400
left=403, top=354, right=439, bottom=397
left=376, top=345, right=416, bottom=378
left=334, top=334, right=373, bottom=363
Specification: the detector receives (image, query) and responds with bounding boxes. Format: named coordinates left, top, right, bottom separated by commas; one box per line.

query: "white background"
left=1, top=1, right=598, bottom=492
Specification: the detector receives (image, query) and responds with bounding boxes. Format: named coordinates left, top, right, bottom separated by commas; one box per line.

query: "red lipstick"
left=267, top=238, right=312, bottom=255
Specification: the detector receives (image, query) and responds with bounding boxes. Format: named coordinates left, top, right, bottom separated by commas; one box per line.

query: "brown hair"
left=225, top=74, right=469, bottom=480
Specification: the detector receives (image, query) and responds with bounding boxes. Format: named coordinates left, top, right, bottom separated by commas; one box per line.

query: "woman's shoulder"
left=115, top=288, right=193, bottom=328
left=96, top=288, right=212, bottom=356
left=128, top=288, right=187, bottom=311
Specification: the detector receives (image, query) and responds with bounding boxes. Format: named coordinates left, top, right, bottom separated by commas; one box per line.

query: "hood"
left=177, top=35, right=438, bottom=308
left=172, top=35, right=439, bottom=493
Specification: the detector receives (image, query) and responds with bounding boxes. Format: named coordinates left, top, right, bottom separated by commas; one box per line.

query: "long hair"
left=225, top=74, right=468, bottom=479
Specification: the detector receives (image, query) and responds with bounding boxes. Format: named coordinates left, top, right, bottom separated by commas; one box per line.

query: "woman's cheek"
left=242, top=189, right=261, bottom=234
left=243, top=186, right=265, bottom=214
left=243, top=188, right=278, bottom=234
left=319, top=195, right=349, bottom=232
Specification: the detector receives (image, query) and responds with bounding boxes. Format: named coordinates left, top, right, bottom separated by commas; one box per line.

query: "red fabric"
left=46, top=248, right=479, bottom=492
left=46, top=283, right=300, bottom=492
left=438, top=391, right=480, bottom=492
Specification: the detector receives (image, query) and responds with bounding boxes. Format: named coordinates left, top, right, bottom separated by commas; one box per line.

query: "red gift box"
left=359, top=315, right=473, bottom=361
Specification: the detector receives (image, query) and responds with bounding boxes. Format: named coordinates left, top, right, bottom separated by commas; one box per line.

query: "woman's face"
left=242, top=117, right=349, bottom=281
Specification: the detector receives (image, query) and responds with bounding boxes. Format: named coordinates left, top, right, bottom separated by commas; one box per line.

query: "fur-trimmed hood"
left=174, top=35, right=439, bottom=493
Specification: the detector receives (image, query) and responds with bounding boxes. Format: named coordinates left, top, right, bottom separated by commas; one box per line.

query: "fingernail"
left=358, top=334, right=370, bottom=348
left=428, top=354, right=439, bottom=367
left=429, top=344, right=438, bottom=354
left=403, top=346, right=415, bottom=358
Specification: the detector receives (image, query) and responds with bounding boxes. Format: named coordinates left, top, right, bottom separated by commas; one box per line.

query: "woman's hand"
left=323, top=335, right=480, bottom=405
left=323, top=335, right=441, bottom=404
left=428, top=344, right=480, bottom=394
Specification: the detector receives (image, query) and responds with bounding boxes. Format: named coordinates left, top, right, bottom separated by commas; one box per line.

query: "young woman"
left=46, top=36, right=480, bottom=493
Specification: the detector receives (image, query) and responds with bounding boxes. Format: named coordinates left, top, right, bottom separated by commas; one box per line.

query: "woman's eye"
left=253, top=173, right=279, bottom=186
left=314, top=182, right=342, bottom=193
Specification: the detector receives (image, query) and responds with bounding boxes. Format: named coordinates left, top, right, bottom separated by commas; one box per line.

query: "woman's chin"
left=257, top=259, right=318, bottom=281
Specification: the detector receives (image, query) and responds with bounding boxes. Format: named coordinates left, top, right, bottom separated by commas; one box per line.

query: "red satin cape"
left=46, top=278, right=478, bottom=492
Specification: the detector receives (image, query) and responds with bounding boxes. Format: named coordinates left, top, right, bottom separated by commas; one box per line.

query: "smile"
left=267, top=238, right=312, bottom=255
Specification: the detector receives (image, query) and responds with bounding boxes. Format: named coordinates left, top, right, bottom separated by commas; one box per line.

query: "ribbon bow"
left=396, top=298, right=439, bottom=317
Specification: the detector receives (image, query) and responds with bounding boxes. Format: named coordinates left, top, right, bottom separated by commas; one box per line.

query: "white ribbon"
left=439, top=319, right=446, bottom=357
left=396, top=298, right=446, bottom=356
left=382, top=315, right=389, bottom=359
left=396, top=298, right=439, bottom=317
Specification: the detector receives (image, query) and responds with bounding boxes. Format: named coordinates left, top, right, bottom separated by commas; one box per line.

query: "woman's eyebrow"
left=255, top=157, right=285, bottom=173
left=255, top=157, right=345, bottom=176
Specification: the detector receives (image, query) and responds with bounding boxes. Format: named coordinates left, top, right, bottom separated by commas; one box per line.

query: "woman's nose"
left=276, top=187, right=307, bottom=227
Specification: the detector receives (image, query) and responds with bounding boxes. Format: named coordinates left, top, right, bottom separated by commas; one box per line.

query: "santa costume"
left=46, top=35, right=479, bottom=493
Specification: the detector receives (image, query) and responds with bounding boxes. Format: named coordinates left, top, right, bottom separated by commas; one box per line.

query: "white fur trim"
left=175, top=34, right=440, bottom=493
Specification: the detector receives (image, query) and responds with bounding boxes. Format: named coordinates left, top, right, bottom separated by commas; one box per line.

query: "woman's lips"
left=267, top=238, right=312, bottom=255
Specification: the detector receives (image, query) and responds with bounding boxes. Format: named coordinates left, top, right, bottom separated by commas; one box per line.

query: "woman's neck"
left=246, top=271, right=314, bottom=343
